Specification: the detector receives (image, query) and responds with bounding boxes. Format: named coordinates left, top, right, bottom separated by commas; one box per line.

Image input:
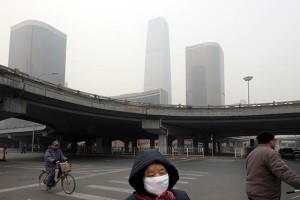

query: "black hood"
left=128, top=149, right=179, bottom=195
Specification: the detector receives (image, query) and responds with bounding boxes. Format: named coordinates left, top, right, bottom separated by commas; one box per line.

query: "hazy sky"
left=1, top=0, right=300, bottom=105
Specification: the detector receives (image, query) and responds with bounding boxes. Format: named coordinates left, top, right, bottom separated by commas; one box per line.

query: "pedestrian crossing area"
left=53, top=165, right=207, bottom=200
left=0, top=162, right=207, bottom=200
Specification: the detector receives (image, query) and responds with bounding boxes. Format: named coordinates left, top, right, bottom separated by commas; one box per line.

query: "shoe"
left=46, top=185, right=52, bottom=190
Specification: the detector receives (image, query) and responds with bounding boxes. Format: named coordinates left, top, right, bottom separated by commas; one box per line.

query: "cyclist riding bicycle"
left=44, top=140, right=69, bottom=189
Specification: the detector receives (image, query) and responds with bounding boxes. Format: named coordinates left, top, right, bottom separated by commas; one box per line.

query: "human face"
left=144, top=163, right=167, bottom=178
left=52, top=143, right=59, bottom=149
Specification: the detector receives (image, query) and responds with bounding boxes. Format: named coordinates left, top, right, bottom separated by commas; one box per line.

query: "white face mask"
left=143, top=174, right=169, bottom=195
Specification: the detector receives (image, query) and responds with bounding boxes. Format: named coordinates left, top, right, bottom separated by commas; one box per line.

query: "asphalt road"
left=0, top=152, right=300, bottom=200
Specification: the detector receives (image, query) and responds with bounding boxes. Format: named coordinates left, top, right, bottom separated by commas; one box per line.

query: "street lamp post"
left=243, top=76, right=253, bottom=104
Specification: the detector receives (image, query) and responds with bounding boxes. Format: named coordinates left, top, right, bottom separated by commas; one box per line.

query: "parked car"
left=278, top=148, right=295, bottom=159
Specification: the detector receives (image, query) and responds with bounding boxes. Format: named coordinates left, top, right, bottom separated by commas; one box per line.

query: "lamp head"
left=243, top=76, right=253, bottom=81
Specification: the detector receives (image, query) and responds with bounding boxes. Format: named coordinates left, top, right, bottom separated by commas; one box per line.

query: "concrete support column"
left=85, top=140, right=93, bottom=153
left=158, top=134, right=167, bottom=155
left=177, top=136, right=184, bottom=155
left=124, top=140, right=129, bottom=153
left=193, top=138, right=200, bottom=154
left=150, top=139, right=155, bottom=149
left=96, top=137, right=112, bottom=153
left=204, top=136, right=209, bottom=155
left=132, top=139, right=138, bottom=153
left=167, top=138, right=173, bottom=147
left=217, top=142, right=221, bottom=154
left=71, top=141, right=77, bottom=153
left=212, top=139, right=216, bottom=155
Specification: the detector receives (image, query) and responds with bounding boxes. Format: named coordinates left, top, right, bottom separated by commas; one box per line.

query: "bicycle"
left=287, top=190, right=300, bottom=199
left=38, top=162, right=76, bottom=194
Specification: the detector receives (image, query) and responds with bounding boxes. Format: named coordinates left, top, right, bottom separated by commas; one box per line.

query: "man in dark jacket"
left=246, top=131, right=300, bottom=200
left=44, top=140, right=68, bottom=188
left=126, top=149, right=190, bottom=200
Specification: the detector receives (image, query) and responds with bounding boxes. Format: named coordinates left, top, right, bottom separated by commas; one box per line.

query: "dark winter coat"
left=44, top=146, right=67, bottom=171
left=125, top=149, right=190, bottom=200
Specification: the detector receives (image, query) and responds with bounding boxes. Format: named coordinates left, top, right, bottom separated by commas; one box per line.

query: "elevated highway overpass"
left=1, top=65, right=300, bottom=154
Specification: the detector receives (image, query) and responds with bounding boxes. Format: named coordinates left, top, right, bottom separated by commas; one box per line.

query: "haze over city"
left=0, top=0, right=300, bottom=105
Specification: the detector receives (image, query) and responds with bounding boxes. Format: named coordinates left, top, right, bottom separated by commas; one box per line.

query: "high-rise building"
left=8, top=20, right=67, bottom=85
left=1, top=20, right=67, bottom=136
left=144, top=17, right=172, bottom=104
left=186, top=42, right=224, bottom=106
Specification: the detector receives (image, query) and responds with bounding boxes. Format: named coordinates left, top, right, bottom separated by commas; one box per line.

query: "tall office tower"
left=8, top=20, right=67, bottom=85
left=144, top=17, right=172, bottom=104
left=2, top=20, right=67, bottom=134
left=186, top=42, right=225, bottom=106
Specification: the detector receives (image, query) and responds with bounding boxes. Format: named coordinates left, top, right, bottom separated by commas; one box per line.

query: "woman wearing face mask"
left=126, top=149, right=190, bottom=200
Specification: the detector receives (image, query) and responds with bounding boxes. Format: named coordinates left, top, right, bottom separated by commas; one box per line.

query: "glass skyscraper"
left=186, top=42, right=224, bottom=106
left=144, top=17, right=172, bottom=104
left=8, top=20, right=67, bottom=85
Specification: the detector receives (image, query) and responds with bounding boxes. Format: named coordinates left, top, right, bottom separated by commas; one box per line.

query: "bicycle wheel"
left=61, top=173, right=76, bottom=194
left=38, top=171, right=49, bottom=191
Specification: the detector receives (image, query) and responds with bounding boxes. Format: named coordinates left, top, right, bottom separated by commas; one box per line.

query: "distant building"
left=186, top=42, right=224, bottom=106
left=144, top=17, right=172, bottom=104
left=8, top=20, right=67, bottom=85
left=1, top=20, right=67, bottom=136
left=112, top=89, right=168, bottom=105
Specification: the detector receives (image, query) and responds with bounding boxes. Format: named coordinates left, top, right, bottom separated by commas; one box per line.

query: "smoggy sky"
left=0, top=0, right=299, bottom=105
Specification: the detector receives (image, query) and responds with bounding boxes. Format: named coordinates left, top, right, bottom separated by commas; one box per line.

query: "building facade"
left=112, top=89, right=168, bottom=105
left=144, top=17, right=172, bottom=104
left=186, top=42, right=224, bottom=106
left=8, top=20, right=67, bottom=85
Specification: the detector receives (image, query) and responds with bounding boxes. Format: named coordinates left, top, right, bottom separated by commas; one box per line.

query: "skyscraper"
left=144, top=17, right=172, bottom=104
left=8, top=20, right=67, bottom=85
left=186, top=42, right=224, bottom=106
left=2, top=20, right=67, bottom=136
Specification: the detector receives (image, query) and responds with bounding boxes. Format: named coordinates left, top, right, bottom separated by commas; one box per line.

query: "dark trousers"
left=47, top=170, right=55, bottom=187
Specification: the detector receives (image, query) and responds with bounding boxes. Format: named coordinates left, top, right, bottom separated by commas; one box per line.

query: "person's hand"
left=52, top=159, right=59, bottom=164
left=65, top=159, right=69, bottom=163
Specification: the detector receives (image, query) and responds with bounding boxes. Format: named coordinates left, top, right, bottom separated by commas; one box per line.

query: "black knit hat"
left=256, top=131, right=275, bottom=144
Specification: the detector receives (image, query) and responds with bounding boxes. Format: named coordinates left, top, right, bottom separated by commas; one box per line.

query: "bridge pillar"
left=193, top=138, right=200, bottom=154
left=96, top=137, right=112, bottom=153
left=124, top=140, right=129, bottom=153
left=177, top=136, right=184, bottom=155
left=142, top=119, right=168, bottom=155
left=132, top=139, right=138, bottom=153
left=150, top=139, right=155, bottom=149
left=158, top=134, right=167, bottom=155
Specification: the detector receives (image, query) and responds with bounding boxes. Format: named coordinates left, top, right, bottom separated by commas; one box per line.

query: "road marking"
left=0, top=168, right=130, bottom=193
left=87, top=185, right=133, bottom=193
left=180, top=176, right=197, bottom=180
left=57, top=191, right=120, bottom=200
left=180, top=173, right=204, bottom=176
left=1, top=165, right=42, bottom=170
left=0, top=184, right=38, bottom=193
left=75, top=168, right=131, bottom=180
left=177, top=181, right=189, bottom=184
left=108, top=180, right=128, bottom=184
left=72, top=169, right=112, bottom=174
